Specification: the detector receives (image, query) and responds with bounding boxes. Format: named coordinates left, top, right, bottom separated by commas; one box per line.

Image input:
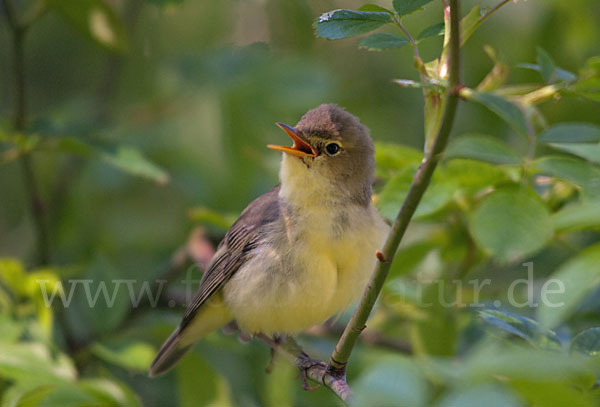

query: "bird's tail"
left=148, top=327, right=192, bottom=377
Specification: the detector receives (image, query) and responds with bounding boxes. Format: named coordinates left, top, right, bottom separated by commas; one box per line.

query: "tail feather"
left=148, top=327, right=192, bottom=377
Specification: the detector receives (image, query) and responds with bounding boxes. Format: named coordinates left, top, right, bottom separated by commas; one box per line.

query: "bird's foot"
left=296, top=351, right=326, bottom=391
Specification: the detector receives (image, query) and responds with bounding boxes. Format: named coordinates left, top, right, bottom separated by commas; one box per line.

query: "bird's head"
left=268, top=104, right=374, bottom=207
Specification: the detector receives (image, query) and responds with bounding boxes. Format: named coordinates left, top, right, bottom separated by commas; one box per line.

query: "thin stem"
left=3, top=0, right=51, bottom=265
left=392, top=15, right=422, bottom=64
left=327, top=0, right=461, bottom=376
left=479, top=0, right=510, bottom=25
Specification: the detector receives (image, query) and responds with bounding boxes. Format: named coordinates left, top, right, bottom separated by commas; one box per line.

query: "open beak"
left=267, top=122, right=318, bottom=158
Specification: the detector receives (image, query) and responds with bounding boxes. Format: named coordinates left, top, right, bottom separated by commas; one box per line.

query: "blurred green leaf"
left=571, top=56, right=600, bottom=101
left=552, top=202, right=600, bottom=232
left=477, top=46, right=509, bottom=92
left=187, top=207, right=237, bottom=231
left=0, top=343, right=76, bottom=384
left=537, top=47, right=558, bottom=84
left=79, top=379, right=142, bottom=407
left=462, top=89, right=528, bottom=137
left=469, top=186, right=552, bottom=261
left=459, top=5, right=483, bottom=46
left=438, top=383, right=523, bottom=407
left=315, top=10, right=392, bottom=40
left=353, top=356, right=430, bottom=407
left=534, top=156, right=600, bottom=197
left=102, top=147, right=170, bottom=185
left=0, top=315, right=24, bottom=343
left=359, top=33, right=409, bottom=51
left=546, top=143, right=600, bottom=165
left=47, top=0, right=127, bottom=52
left=177, top=352, right=222, bottom=407
left=377, top=167, right=455, bottom=221
left=478, top=309, right=560, bottom=348
left=0, top=259, right=27, bottom=297
left=374, top=142, right=422, bottom=177
left=6, top=384, right=56, bottom=407
left=90, top=341, right=156, bottom=372
left=417, top=22, right=444, bottom=41
left=539, top=123, right=600, bottom=143
left=144, top=0, right=184, bottom=6
left=511, top=380, right=595, bottom=407
left=570, top=327, right=600, bottom=357
left=538, top=242, right=600, bottom=329
left=445, top=134, right=521, bottom=165
left=393, top=0, right=435, bottom=16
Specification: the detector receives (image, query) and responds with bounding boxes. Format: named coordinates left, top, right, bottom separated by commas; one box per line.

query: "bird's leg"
left=265, top=334, right=282, bottom=374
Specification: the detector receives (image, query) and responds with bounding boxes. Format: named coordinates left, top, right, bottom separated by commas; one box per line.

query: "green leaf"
left=177, top=352, right=222, bottom=407
left=445, top=134, right=521, bottom=165
left=552, top=202, right=600, bottom=232
left=538, top=242, right=600, bottom=328
left=438, top=383, right=522, bottom=407
left=392, top=0, right=435, bottom=16
left=546, top=143, right=600, bottom=165
left=571, top=56, right=600, bottom=101
left=187, top=207, right=237, bottom=230
left=144, top=0, right=184, bottom=6
left=534, top=156, right=600, bottom=197
left=47, top=0, right=127, bottom=52
left=374, top=142, right=422, bottom=177
left=357, top=4, right=394, bottom=14
left=353, top=356, right=430, bottom=407
left=469, top=186, right=552, bottom=261
left=377, top=167, right=455, bottom=221
left=511, top=380, right=595, bottom=407
left=476, top=45, right=509, bottom=92
left=79, top=379, right=142, bottom=407
left=460, top=5, right=483, bottom=46
left=0, top=342, right=76, bottom=383
left=462, top=89, right=528, bottom=137
left=417, top=22, right=444, bottom=40
left=517, top=63, right=577, bottom=83
left=478, top=309, right=560, bottom=348
left=539, top=123, right=600, bottom=143
left=101, top=147, right=170, bottom=184
left=537, top=47, right=558, bottom=84
left=359, top=32, right=408, bottom=51
left=571, top=327, right=600, bottom=357
left=90, top=341, right=155, bottom=372
left=315, top=10, right=392, bottom=40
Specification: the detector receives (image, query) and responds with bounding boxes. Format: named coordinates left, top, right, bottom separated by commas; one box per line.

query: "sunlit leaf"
left=445, top=134, right=521, bottom=165
left=90, top=341, right=156, bottom=372
left=393, top=0, right=435, bottom=16
left=538, top=242, right=600, bottom=328
left=101, top=147, right=170, bottom=185
left=315, top=10, right=392, bottom=40
left=359, top=33, right=408, bottom=51
left=47, top=0, right=127, bottom=52
left=460, top=5, right=483, bottom=46
left=469, top=186, right=552, bottom=261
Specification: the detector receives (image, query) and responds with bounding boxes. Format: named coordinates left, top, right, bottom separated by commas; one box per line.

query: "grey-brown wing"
left=179, top=185, right=280, bottom=330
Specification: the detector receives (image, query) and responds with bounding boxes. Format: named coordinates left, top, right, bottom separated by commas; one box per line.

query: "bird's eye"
left=325, top=142, right=341, bottom=156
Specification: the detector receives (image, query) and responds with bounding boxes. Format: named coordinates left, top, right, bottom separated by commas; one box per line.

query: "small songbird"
left=149, top=104, right=389, bottom=377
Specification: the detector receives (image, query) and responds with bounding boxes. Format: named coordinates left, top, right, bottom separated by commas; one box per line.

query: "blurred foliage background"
left=1, top=0, right=600, bottom=406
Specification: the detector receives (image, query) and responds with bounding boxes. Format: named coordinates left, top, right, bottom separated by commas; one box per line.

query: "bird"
left=149, top=104, right=389, bottom=377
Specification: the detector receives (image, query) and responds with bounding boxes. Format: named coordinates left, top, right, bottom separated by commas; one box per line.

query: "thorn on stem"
left=376, top=250, right=391, bottom=263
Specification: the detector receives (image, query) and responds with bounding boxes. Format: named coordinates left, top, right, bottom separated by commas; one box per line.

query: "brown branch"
left=325, top=0, right=462, bottom=385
